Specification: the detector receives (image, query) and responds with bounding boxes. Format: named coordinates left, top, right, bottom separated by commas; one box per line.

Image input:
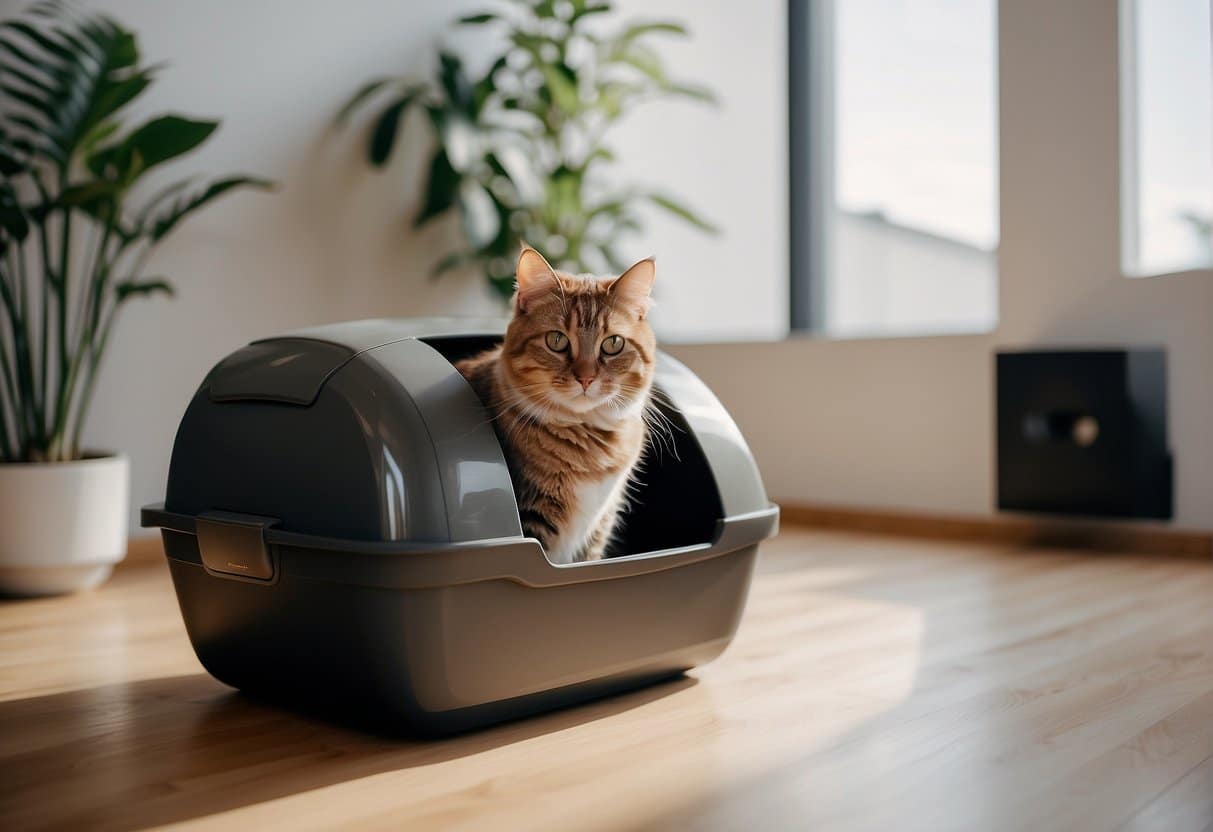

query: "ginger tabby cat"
left=457, top=245, right=657, bottom=564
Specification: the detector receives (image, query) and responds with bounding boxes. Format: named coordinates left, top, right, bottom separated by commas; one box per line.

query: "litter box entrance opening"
left=423, top=335, right=724, bottom=558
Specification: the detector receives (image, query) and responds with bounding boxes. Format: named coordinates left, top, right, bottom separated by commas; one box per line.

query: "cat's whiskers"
left=613, top=381, right=679, bottom=463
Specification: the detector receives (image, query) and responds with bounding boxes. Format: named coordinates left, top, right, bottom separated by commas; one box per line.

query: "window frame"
left=1117, top=0, right=1213, bottom=280
left=787, top=0, right=1001, bottom=338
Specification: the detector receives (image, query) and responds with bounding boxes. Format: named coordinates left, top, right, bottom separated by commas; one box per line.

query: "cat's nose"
left=577, top=375, right=596, bottom=393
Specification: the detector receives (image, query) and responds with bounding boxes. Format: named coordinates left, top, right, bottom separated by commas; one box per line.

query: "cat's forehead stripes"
left=505, top=270, right=656, bottom=371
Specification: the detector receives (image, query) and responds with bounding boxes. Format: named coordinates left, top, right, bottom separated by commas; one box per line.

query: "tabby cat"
left=457, top=244, right=658, bottom=564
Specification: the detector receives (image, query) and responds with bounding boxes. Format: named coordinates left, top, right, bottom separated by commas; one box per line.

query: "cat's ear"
left=609, top=256, right=656, bottom=319
left=515, top=243, right=559, bottom=313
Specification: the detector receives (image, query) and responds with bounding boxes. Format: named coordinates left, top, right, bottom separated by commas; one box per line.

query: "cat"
left=456, top=244, right=658, bottom=564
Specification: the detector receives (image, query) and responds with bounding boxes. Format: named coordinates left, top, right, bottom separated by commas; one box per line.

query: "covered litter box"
left=143, top=318, right=778, bottom=735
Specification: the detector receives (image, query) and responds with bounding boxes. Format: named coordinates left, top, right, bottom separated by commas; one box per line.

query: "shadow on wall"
left=0, top=672, right=697, bottom=830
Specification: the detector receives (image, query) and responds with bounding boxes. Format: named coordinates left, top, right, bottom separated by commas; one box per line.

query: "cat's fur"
left=456, top=245, right=657, bottom=564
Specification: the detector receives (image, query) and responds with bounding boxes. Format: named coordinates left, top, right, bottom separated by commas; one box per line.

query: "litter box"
left=142, top=318, right=779, bottom=735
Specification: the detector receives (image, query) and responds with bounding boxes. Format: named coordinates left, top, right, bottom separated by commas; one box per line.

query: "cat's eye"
left=545, top=330, right=570, bottom=352
left=601, top=334, right=625, bottom=355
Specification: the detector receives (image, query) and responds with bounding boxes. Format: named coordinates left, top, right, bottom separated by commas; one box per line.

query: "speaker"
left=996, top=349, right=1171, bottom=519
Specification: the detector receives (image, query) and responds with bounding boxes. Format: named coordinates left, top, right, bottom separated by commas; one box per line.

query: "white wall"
left=23, top=0, right=1211, bottom=533
left=671, top=0, right=1213, bottom=529
left=42, top=0, right=784, bottom=531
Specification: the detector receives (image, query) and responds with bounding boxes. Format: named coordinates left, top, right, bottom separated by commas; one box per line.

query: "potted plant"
left=0, top=1, right=271, bottom=595
left=338, top=0, right=717, bottom=299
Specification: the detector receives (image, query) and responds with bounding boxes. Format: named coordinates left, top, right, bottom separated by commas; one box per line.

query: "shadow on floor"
left=0, top=671, right=695, bottom=831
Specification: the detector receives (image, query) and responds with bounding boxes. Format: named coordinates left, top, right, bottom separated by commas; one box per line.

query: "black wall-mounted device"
left=996, top=349, right=1171, bottom=519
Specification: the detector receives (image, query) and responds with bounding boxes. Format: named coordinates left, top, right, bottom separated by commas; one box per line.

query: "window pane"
left=1123, top=0, right=1213, bottom=276
left=824, top=0, right=998, bottom=336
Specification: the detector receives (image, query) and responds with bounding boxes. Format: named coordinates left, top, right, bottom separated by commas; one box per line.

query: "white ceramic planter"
left=0, top=453, right=129, bottom=596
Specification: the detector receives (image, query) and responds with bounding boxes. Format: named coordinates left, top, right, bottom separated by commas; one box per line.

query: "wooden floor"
left=3, top=529, right=1213, bottom=831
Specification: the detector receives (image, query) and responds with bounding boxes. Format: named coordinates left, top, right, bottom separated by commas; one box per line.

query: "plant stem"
left=28, top=171, right=55, bottom=445
left=39, top=227, right=50, bottom=441
left=68, top=300, right=118, bottom=457
left=0, top=379, right=13, bottom=462
left=84, top=215, right=114, bottom=349
left=0, top=262, right=35, bottom=453
left=55, top=207, right=116, bottom=460
left=0, top=390, right=13, bottom=461
left=54, top=171, right=71, bottom=460
left=0, top=264, right=18, bottom=461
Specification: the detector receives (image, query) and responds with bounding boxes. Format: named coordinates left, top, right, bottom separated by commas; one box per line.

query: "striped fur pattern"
left=456, top=246, right=658, bottom=564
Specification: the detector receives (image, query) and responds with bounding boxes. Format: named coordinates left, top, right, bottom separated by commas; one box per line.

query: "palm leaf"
left=0, top=185, right=30, bottom=245
left=114, top=276, right=173, bottom=303
left=457, top=12, right=500, bottom=25
left=610, top=21, right=687, bottom=47
left=149, top=176, right=274, bottom=241
left=413, top=147, right=459, bottom=227
left=86, top=114, right=219, bottom=184
left=133, top=176, right=194, bottom=228
left=662, top=82, right=716, bottom=104
left=0, top=9, right=142, bottom=167
left=437, top=51, right=473, bottom=113
left=368, top=87, right=424, bottom=166
left=458, top=178, right=500, bottom=247
left=430, top=249, right=479, bottom=279
left=334, top=76, right=401, bottom=126
left=646, top=192, right=717, bottom=232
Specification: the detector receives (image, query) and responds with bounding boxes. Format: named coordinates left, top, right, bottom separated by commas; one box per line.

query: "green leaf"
left=368, top=88, right=422, bottom=166
left=413, top=147, right=459, bottom=227
left=57, top=179, right=121, bottom=208
left=0, top=9, right=141, bottom=165
left=114, top=277, right=174, bottom=303
left=0, top=187, right=30, bottom=241
left=133, top=177, right=194, bottom=227
left=56, top=178, right=127, bottom=227
left=437, top=51, right=472, bottom=112
left=472, top=55, right=508, bottom=115
left=87, top=115, right=219, bottom=183
left=594, top=80, right=644, bottom=119
left=96, top=27, right=137, bottom=71
left=334, top=76, right=400, bottom=126
left=586, top=198, right=626, bottom=219
left=646, top=192, right=717, bottom=232
left=489, top=274, right=515, bottom=300
left=540, top=62, right=579, bottom=113
left=430, top=249, right=479, bottom=278
left=491, top=144, right=544, bottom=205
left=613, top=47, right=665, bottom=83
left=78, top=119, right=121, bottom=157
left=585, top=146, right=616, bottom=167
left=0, top=80, right=54, bottom=121
left=571, top=3, right=611, bottom=23
left=458, top=178, right=500, bottom=247
left=662, top=81, right=716, bottom=104
left=83, top=69, right=155, bottom=130
left=149, top=176, right=274, bottom=241
left=613, top=21, right=687, bottom=45
left=0, top=142, right=28, bottom=176
left=1, top=61, right=57, bottom=101
left=457, top=12, right=499, bottom=25
left=2, top=20, right=76, bottom=63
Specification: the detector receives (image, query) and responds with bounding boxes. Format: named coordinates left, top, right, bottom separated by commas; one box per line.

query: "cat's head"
left=500, top=244, right=657, bottom=421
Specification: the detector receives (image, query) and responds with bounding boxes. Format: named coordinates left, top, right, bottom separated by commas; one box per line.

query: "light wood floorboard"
left=2, top=529, right=1212, bottom=831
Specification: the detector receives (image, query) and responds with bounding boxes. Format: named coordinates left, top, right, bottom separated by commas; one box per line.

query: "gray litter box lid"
left=161, top=318, right=769, bottom=550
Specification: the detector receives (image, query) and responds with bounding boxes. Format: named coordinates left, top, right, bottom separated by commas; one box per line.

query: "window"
left=791, top=0, right=999, bottom=337
left=1120, top=0, right=1213, bottom=277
